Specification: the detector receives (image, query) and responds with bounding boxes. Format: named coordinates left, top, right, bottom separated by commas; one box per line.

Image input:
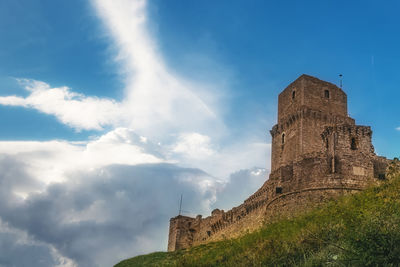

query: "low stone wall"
left=192, top=186, right=362, bottom=246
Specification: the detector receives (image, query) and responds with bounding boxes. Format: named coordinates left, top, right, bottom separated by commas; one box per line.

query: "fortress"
left=168, top=74, right=390, bottom=251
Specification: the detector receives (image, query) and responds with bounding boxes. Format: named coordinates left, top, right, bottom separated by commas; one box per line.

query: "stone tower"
left=271, top=74, right=350, bottom=172
left=167, top=74, right=389, bottom=252
left=268, top=74, right=387, bottom=194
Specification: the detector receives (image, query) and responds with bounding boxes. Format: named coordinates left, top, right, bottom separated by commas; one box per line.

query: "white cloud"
left=396, top=127, right=400, bottom=131
left=171, top=138, right=270, bottom=179
left=0, top=220, right=77, bottom=267
left=0, top=127, right=270, bottom=195
left=0, top=79, right=122, bottom=131
left=172, top=133, right=216, bottom=160
left=0, top=123, right=270, bottom=267
left=0, top=128, right=165, bottom=190
left=0, top=147, right=269, bottom=267
left=0, top=158, right=220, bottom=267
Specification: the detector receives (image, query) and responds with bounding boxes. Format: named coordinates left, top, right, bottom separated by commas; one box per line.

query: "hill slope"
left=116, top=165, right=400, bottom=266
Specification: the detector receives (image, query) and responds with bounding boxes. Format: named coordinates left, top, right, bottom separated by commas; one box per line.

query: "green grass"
left=116, top=170, right=400, bottom=267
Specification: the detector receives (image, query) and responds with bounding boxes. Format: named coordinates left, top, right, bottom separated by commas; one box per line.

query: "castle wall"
left=168, top=75, right=390, bottom=252
left=192, top=201, right=267, bottom=245
left=264, top=188, right=361, bottom=221
left=322, top=124, right=376, bottom=188
left=168, top=216, right=196, bottom=251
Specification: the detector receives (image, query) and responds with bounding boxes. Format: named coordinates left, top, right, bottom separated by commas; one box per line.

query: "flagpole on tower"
left=339, top=74, right=343, bottom=88
left=178, top=194, right=183, bottom=215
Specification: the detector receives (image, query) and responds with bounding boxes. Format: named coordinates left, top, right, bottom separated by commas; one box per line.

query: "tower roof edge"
left=282, top=74, right=345, bottom=94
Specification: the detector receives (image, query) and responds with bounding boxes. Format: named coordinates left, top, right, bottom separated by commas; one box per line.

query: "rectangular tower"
left=270, top=74, right=354, bottom=171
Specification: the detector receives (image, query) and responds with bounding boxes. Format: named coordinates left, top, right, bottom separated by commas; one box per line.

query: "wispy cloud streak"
left=91, top=0, right=224, bottom=137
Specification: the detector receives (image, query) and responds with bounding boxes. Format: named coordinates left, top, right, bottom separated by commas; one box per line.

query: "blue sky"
left=1, top=0, right=399, bottom=154
left=0, top=1, right=399, bottom=266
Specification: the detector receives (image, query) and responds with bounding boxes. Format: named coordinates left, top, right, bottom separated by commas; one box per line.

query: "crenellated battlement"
left=270, top=106, right=354, bottom=138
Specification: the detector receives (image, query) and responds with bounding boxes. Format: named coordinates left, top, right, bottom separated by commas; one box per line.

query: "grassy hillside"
left=116, top=161, right=400, bottom=267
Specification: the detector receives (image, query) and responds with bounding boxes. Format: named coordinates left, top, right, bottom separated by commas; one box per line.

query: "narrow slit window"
left=282, top=133, right=285, bottom=144
left=292, top=90, right=296, bottom=100
left=350, top=137, right=357, bottom=150
left=324, top=90, right=330, bottom=98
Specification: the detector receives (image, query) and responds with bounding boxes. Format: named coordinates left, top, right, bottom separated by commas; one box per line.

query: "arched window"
left=282, top=133, right=285, bottom=144
left=350, top=137, right=357, bottom=150
left=292, top=90, right=296, bottom=100
left=324, top=90, right=330, bottom=98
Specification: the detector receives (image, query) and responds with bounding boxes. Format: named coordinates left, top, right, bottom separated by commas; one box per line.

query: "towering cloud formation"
left=0, top=155, right=220, bottom=267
